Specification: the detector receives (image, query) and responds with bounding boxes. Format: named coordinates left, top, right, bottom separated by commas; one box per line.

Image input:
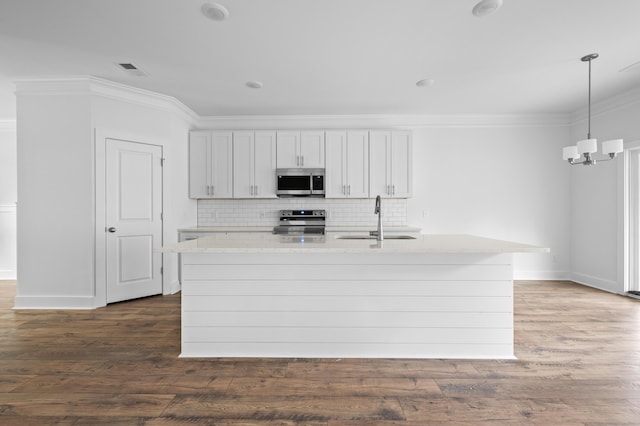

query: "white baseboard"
left=569, top=272, right=620, bottom=295
left=0, top=270, right=16, bottom=280
left=513, top=270, right=570, bottom=281
left=14, top=295, right=98, bottom=310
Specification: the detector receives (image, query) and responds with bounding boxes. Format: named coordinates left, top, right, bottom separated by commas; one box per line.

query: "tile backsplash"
left=198, top=198, right=407, bottom=227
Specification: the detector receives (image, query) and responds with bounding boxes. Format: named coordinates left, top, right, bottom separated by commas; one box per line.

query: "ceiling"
left=1, top=0, right=640, bottom=119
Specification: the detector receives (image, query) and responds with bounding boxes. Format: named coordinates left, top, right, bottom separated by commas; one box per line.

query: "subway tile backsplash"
left=197, top=198, right=407, bottom=227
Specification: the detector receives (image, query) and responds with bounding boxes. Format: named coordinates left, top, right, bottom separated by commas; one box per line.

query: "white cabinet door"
left=209, top=132, right=234, bottom=198
left=390, top=131, right=412, bottom=198
left=325, top=131, right=347, bottom=198
left=189, top=131, right=210, bottom=199
left=346, top=131, right=369, bottom=198
left=369, top=130, right=412, bottom=198
left=253, top=131, right=277, bottom=198
left=276, top=131, right=300, bottom=168
left=277, top=131, right=325, bottom=168
left=233, top=131, right=277, bottom=198
left=232, top=131, right=254, bottom=198
left=369, top=131, right=392, bottom=198
left=189, top=131, right=233, bottom=199
left=325, top=131, right=369, bottom=198
left=300, top=131, right=325, bottom=168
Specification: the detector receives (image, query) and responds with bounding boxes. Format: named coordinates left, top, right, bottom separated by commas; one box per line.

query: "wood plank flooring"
left=0, top=280, right=638, bottom=425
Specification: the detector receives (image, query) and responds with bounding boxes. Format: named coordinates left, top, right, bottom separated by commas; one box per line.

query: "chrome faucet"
left=370, top=195, right=384, bottom=241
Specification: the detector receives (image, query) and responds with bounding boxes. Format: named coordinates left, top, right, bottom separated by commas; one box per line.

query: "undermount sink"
left=337, top=235, right=417, bottom=240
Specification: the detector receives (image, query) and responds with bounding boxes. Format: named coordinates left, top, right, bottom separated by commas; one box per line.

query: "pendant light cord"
left=587, top=57, right=592, bottom=139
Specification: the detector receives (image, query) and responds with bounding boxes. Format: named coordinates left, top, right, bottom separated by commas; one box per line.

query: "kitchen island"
left=162, top=233, right=548, bottom=359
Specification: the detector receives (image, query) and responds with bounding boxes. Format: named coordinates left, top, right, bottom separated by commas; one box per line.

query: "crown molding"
left=18, top=75, right=640, bottom=130
left=196, top=113, right=571, bottom=130
left=0, top=119, right=16, bottom=132
left=14, top=76, right=198, bottom=126
left=570, top=86, right=640, bottom=125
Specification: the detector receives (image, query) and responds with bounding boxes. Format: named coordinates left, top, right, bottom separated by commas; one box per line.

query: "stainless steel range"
left=273, top=209, right=326, bottom=235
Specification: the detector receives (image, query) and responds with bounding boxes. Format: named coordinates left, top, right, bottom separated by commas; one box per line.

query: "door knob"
left=107, top=227, right=116, bottom=233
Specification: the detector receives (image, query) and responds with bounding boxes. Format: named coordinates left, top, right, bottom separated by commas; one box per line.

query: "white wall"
left=0, top=121, right=17, bottom=279
left=16, top=91, right=94, bottom=305
left=14, top=78, right=196, bottom=308
left=569, top=89, right=640, bottom=293
left=409, top=125, right=571, bottom=279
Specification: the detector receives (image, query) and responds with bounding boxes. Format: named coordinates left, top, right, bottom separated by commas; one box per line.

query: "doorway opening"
left=624, top=142, right=640, bottom=298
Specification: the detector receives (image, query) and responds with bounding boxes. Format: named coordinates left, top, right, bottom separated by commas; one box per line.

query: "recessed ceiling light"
left=201, top=3, right=229, bottom=21
left=246, top=81, right=263, bottom=89
left=472, top=0, right=503, bottom=17
left=416, top=79, right=435, bottom=87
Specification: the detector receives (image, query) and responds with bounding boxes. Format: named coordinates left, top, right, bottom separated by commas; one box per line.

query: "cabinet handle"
left=348, top=185, right=351, bottom=195
left=211, top=185, right=215, bottom=196
left=255, top=185, right=258, bottom=195
left=296, top=155, right=300, bottom=166
left=392, top=185, right=395, bottom=196
left=206, top=185, right=210, bottom=196
left=301, top=156, right=304, bottom=166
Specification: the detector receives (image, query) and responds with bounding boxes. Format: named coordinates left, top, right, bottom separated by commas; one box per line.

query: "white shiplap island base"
left=163, top=234, right=548, bottom=359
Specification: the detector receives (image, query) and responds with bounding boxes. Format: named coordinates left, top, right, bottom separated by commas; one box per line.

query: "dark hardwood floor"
left=0, top=280, right=639, bottom=425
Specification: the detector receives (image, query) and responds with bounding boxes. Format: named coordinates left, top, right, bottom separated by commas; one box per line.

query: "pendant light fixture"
left=562, top=53, right=623, bottom=165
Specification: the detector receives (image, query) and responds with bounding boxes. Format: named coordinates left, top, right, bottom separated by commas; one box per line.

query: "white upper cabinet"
left=189, top=131, right=233, bottom=199
left=233, top=131, right=277, bottom=198
left=189, top=128, right=411, bottom=200
left=369, top=130, right=412, bottom=198
left=325, top=131, right=369, bottom=198
left=277, top=131, right=325, bottom=168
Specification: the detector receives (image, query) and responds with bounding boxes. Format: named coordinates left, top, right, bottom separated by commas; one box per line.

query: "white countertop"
left=162, top=233, right=549, bottom=254
left=178, top=226, right=274, bottom=233
left=178, top=226, right=422, bottom=233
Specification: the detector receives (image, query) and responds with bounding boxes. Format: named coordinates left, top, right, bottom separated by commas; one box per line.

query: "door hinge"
left=160, top=267, right=163, bottom=275
left=160, top=157, right=165, bottom=166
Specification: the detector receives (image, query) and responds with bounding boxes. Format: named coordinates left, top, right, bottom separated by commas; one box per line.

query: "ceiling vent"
left=115, top=62, right=149, bottom=77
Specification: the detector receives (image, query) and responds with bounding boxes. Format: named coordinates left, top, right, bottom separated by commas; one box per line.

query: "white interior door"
left=106, top=139, right=162, bottom=303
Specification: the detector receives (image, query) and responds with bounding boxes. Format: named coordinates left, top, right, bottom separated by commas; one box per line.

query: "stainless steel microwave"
left=276, top=168, right=325, bottom=197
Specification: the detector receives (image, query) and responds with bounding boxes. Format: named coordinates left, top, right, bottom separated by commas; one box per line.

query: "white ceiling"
left=1, top=0, right=640, bottom=118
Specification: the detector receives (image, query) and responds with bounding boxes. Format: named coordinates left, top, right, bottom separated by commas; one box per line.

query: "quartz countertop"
left=178, top=226, right=421, bottom=233
left=162, top=233, right=549, bottom=254
left=178, top=226, right=274, bottom=233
